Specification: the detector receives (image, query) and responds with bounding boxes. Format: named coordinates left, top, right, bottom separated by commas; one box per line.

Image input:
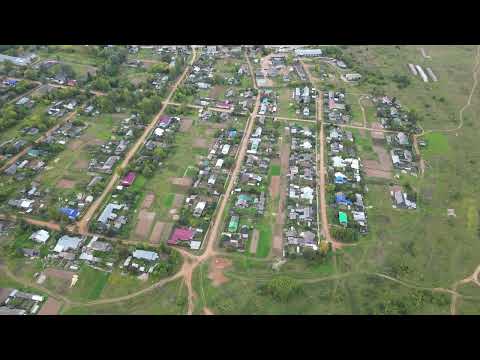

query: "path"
left=76, top=49, right=198, bottom=235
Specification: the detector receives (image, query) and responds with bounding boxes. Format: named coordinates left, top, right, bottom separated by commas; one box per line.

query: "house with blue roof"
left=335, top=193, right=352, bottom=206
left=60, top=207, right=80, bottom=220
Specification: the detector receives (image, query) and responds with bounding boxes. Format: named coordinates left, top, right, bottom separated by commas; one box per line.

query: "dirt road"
left=76, top=49, right=198, bottom=234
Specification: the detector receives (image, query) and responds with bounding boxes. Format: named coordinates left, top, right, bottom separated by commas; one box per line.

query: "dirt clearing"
left=57, top=179, right=76, bottom=189
left=68, top=139, right=82, bottom=151
left=193, top=138, right=209, bottom=148
left=269, top=176, right=280, bottom=198
left=135, top=210, right=155, bottom=239
left=208, top=257, right=232, bottom=287
left=180, top=118, right=193, bottom=132
left=209, top=85, right=223, bottom=99
left=363, top=144, right=393, bottom=179
left=141, top=193, right=155, bottom=209
left=38, top=297, right=62, bottom=315
left=173, top=194, right=185, bottom=209
left=44, top=268, right=76, bottom=281
left=149, top=221, right=168, bottom=244
left=250, top=229, right=259, bottom=254
left=74, top=159, right=89, bottom=170
left=171, top=177, right=193, bottom=188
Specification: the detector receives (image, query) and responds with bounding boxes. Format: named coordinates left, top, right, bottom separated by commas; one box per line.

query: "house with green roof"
left=339, top=211, right=348, bottom=226
left=228, top=215, right=239, bottom=233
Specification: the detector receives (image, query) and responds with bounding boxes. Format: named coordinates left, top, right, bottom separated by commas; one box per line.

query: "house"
left=335, top=193, right=352, bottom=206
left=339, top=212, right=348, bottom=226
left=30, top=229, right=50, bottom=244
left=395, top=132, right=410, bottom=146
left=168, top=227, right=195, bottom=245
left=193, top=201, right=206, bottom=217
left=345, top=73, right=362, bottom=81
left=0, top=53, right=36, bottom=66
left=132, top=249, right=159, bottom=262
left=228, top=215, right=240, bottom=233
left=98, top=203, right=123, bottom=224
left=87, top=237, right=112, bottom=252
left=221, top=144, right=231, bottom=155
left=158, top=116, right=172, bottom=128
left=294, top=48, right=323, bottom=57
left=60, top=208, right=80, bottom=220
left=121, top=172, right=136, bottom=187
left=197, top=82, right=211, bottom=89
left=53, top=235, right=82, bottom=253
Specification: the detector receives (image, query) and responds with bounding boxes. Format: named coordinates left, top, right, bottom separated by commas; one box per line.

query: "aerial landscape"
left=0, top=44, right=479, bottom=315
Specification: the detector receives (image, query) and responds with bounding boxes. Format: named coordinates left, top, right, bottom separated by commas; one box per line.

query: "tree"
left=319, top=240, right=330, bottom=256
left=2, top=60, right=14, bottom=74
left=261, top=276, right=302, bottom=302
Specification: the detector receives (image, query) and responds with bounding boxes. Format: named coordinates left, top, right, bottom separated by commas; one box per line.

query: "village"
left=0, top=44, right=441, bottom=316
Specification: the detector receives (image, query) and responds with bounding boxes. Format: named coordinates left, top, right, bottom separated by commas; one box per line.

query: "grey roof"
left=0, top=306, right=26, bottom=315
left=98, top=203, right=123, bottom=224
left=54, top=235, right=82, bottom=253
left=132, top=250, right=159, bottom=261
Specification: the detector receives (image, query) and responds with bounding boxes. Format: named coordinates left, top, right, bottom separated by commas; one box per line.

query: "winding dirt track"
left=4, top=47, right=480, bottom=315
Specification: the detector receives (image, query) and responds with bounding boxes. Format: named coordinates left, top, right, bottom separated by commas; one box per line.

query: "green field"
left=63, top=278, right=187, bottom=315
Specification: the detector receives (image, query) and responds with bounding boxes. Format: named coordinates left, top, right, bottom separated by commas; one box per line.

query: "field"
left=3, top=45, right=480, bottom=315
left=62, top=278, right=188, bottom=314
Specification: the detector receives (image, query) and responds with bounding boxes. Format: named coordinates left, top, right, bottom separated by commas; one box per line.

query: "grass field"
left=62, top=278, right=187, bottom=315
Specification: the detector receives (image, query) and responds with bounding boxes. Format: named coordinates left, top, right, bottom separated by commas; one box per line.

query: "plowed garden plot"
left=171, top=177, right=193, bottom=188
left=193, top=138, right=209, bottom=148
left=249, top=229, right=259, bottom=254
left=149, top=221, right=168, bottom=244
left=74, top=159, right=89, bottom=170
left=38, top=297, right=62, bottom=315
left=180, top=118, right=193, bottom=132
left=173, top=194, right=185, bottom=209
left=363, top=142, right=393, bottom=179
left=141, top=193, right=155, bottom=209
left=68, top=139, right=83, bottom=150
left=57, top=179, right=76, bottom=189
left=135, top=210, right=155, bottom=239
left=208, top=257, right=232, bottom=287
left=45, top=268, right=76, bottom=281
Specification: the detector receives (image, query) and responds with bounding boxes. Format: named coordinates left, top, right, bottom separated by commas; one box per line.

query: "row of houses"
left=326, top=125, right=368, bottom=235
left=221, top=116, right=278, bottom=251
left=169, top=126, right=243, bottom=250
left=284, top=124, right=319, bottom=255
left=0, top=288, right=45, bottom=315
left=323, top=90, right=350, bottom=124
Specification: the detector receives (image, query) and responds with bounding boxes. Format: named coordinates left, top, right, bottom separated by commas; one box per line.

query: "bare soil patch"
left=371, top=122, right=384, bottom=131
left=149, top=221, right=166, bottom=244
left=68, top=139, right=82, bottom=151
left=363, top=144, right=393, bottom=179
left=272, top=235, right=283, bottom=257
left=44, top=268, right=75, bottom=281
left=135, top=210, right=155, bottom=239
left=57, top=179, right=76, bottom=189
left=171, top=177, right=193, bottom=188
left=38, top=297, right=62, bottom=315
left=250, top=229, right=259, bottom=254
left=141, top=193, right=155, bottom=209
left=371, top=131, right=385, bottom=140
left=269, top=176, right=280, bottom=198
left=208, top=257, right=232, bottom=287
left=74, top=159, right=89, bottom=170
left=173, top=194, right=185, bottom=209
left=180, top=118, right=193, bottom=132
left=209, top=85, right=223, bottom=99
left=193, top=138, right=208, bottom=148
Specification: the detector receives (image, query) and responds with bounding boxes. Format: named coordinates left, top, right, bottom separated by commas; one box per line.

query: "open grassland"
left=62, top=278, right=188, bottom=315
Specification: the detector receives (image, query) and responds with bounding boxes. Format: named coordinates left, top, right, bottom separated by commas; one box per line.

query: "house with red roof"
left=168, top=227, right=195, bottom=245
left=121, top=172, right=136, bottom=187
left=158, top=115, right=172, bottom=128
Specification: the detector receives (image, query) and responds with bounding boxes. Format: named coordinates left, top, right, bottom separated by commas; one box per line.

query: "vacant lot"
left=149, top=221, right=168, bottom=244
left=38, top=297, right=62, bottom=315
left=56, top=179, right=76, bottom=189
left=208, top=257, right=232, bottom=287
left=135, top=210, right=155, bottom=239
left=249, top=229, right=259, bottom=254
left=180, top=118, right=193, bottom=132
